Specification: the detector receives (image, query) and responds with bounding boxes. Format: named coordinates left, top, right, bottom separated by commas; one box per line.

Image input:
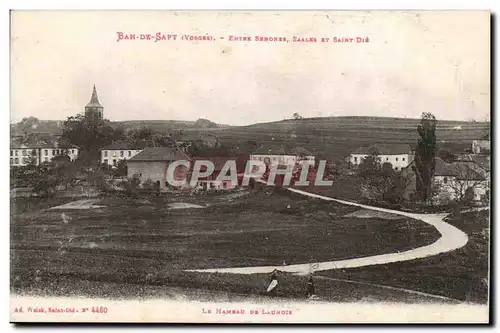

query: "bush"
left=119, top=174, right=142, bottom=197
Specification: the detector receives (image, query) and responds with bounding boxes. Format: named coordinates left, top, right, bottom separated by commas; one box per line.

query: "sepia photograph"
left=9, top=10, right=491, bottom=323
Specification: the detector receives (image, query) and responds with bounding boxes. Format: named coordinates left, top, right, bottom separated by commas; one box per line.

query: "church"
left=85, top=84, right=104, bottom=119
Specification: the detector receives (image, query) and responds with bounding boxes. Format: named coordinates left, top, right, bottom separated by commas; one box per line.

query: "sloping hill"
left=10, top=119, right=232, bottom=136
left=10, top=116, right=489, bottom=161
left=208, top=117, right=489, bottom=160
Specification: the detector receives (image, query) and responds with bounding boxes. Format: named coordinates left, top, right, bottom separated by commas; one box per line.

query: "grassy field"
left=11, top=116, right=488, bottom=161
left=204, top=116, right=489, bottom=160
left=318, top=210, right=490, bottom=304
left=10, top=190, right=441, bottom=301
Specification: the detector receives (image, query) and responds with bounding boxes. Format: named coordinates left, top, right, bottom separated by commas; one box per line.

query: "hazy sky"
left=10, top=11, right=490, bottom=125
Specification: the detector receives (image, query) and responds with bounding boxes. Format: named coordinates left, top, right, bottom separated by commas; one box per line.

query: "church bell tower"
left=85, top=85, right=104, bottom=119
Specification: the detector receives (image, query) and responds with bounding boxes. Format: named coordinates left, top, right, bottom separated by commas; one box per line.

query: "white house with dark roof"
left=350, top=143, right=414, bottom=171
left=10, top=136, right=79, bottom=166
left=100, top=140, right=153, bottom=167
left=127, top=147, right=192, bottom=190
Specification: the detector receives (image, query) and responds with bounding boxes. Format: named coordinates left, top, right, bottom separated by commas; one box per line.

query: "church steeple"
left=85, top=84, right=104, bottom=119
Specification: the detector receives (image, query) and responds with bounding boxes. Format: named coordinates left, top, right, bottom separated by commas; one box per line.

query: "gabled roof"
left=192, top=156, right=247, bottom=173
left=434, top=157, right=485, bottom=181
left=101, top=140, right=153, bottom=150
left=10, top=135, right=78, bottom=149
left=193, top=157, right=229, bottom=170
left=128, top=147, right=191, bottom=162
left=252, top=145, right=289, bottom=155
left=289, top=146, right=313, bottom=157
left=353, top=143, right=413, bottom=155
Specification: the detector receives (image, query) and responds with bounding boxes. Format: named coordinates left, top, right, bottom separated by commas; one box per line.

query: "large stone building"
left=85, top=85, right=104, bottom=120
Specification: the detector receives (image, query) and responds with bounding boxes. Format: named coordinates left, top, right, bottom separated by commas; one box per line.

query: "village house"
left=456, top=154, right=490, bottom=179
left=472, top=133, right=490, bottom=154
left=127, top=147, right=192, bottom=190
left=403, top=157, right=488, bottom=203
left=10, top=136, right=79, bottom=166
left=249, top=145, right=315, bottom=169
left=100, top=140, right=153, bottom=167
left=350, top=143, right=414, bottom=171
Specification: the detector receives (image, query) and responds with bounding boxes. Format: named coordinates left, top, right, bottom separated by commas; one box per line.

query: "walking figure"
left=307, top=274, right=315, bottom=298
left=266, top=269, right=279, bottom=296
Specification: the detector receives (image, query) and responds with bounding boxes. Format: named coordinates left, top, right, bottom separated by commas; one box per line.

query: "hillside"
left=10, top=119, right=231, bottom=136
left=10, top=116, right=489, bottom=161
left=205, top=117, right=490, bottom=161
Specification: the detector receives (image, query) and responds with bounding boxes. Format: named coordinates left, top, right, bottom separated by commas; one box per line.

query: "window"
left=104, top=159, right=108, bottom=164
left=113, top=159, right=117, bottom=166
left=22, top=150, right=26, bottom=156
left=14, top=158, right=19, bottom=164
left=10, top=150, right=13, bottom=157
left=44, top=157, right=48, bottom=162
left=395, top=157, right=399, bottom=161
left=15, top=150, right=18, bottom=156
left=443, top=177, right=448, bottom=184
left=104, top=151, right=108, bottom=157
left=120, top=151, right=124, bottom=157
left=44, top=150, right=48, bottom=156
left=10, top=158, right=13, bottom=164
left=354, top=157, right=358, bottom=162
left=402, top=158, right=405, bottom=161
left=31, top=149, right=37, bottom=156
left=113, top=151, right=117, bottom=157
left=71, top=149, right=74, bottom=154
left=22, top=157, right=29, bottom=164
left=386, top=157, right=389, bottom=161
left=128, top=151, right=131, bottom=157
left=56, top=150, right=60, bottom=155
left=394, top=167, right=398, bottom=171
left=52, top=149, right=55, bottom=155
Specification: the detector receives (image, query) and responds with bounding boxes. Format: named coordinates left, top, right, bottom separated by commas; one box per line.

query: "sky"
left=10, top=11, right=490, bottom=125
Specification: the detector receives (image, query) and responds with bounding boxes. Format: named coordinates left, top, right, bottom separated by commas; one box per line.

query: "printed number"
left=92, top=306, right=108, bottom=314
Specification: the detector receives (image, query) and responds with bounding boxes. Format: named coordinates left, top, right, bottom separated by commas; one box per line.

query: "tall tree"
left=357, top=147, right=381, bottom=179
left=414, top=112, right=437, bottom=201
left=59, top=114, right=114, bottom=162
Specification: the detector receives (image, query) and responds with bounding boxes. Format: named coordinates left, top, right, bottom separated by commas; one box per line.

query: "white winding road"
left=187, top=188, right=469, bottom=275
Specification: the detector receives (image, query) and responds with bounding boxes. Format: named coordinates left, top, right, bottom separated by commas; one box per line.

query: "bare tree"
left=447, top=165, right=486, bottom=203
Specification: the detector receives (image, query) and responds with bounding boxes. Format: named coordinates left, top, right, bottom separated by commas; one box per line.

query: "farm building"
left=350, top=143, right=414, bottom=171
left=127, top=147, right=192, bottom=190
left=403, top=157, right=488, bottom=203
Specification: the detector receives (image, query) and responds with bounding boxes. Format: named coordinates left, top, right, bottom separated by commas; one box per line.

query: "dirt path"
left=187, top=188, right=469, bottom=275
